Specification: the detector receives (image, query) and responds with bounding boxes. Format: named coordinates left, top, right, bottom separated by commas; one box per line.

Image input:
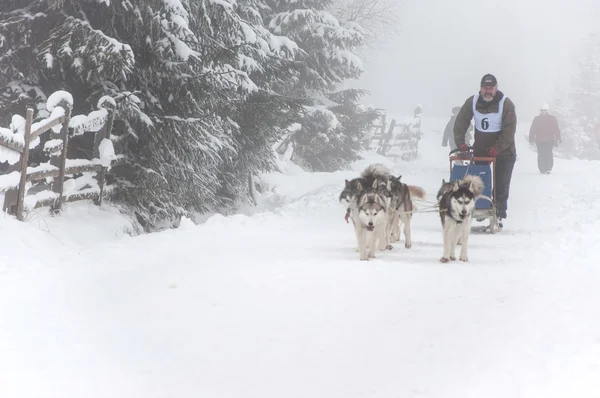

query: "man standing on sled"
left=453, top=74, right=517, bottom=230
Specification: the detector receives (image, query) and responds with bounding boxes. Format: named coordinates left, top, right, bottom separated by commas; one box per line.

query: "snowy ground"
left=2, top=116, right=600, bottom=398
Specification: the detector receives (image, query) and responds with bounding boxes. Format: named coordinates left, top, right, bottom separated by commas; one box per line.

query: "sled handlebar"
left=448, top=146, right=474, bottom=157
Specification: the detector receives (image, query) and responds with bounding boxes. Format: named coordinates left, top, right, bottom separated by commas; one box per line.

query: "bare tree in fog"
left=330, top=0, right=401, bottom=49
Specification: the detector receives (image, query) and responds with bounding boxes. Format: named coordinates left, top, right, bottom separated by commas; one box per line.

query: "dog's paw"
left=459, top=255, right=468, bottom=262
left=405, top=242, right=412, bottom=249
left=360, top=257, right=369, bottom=261
left=386, top=244, right=393, bottom=250
left=449, top=256, right=456, bottom=261
left=440, top=257, right=450, bottom=263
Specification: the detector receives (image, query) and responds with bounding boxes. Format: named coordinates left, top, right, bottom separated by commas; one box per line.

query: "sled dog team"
left=340, top=164, right=484, bottom=263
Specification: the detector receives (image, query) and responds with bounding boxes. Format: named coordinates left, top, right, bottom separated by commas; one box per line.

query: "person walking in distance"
left=442, top=106, right=473, bottom=150
left=453, top=74, right=517, bottom=230
left=528, top=103, right=561, bottom=174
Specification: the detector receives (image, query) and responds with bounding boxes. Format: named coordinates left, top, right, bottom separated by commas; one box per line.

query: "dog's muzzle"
left=366, top=223, right=374, bottom=231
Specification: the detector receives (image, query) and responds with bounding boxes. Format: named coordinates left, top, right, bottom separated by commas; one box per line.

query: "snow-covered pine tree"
left=289, top=88, right=380, bottom=171
left=0, top=0, right=300, bottom=229
left=218, top=0, right=304, bottom=204
left=261, top=0, right=374, bottom=171
left=570, top=31, right=600, bottom=133
left=550, top=86, right=599, bottom=159
left=549, top=30, right=600, bottom=160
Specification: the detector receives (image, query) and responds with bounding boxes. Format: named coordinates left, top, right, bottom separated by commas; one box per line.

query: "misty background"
left=354, top=0, right=600, bottom=119
left=2, top=0, right=600, bottom=230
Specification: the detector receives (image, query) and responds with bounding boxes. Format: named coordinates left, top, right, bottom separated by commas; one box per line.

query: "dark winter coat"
left=529, top=114, right=561, bottom=144
left=453, top=90, right=517, bottom=158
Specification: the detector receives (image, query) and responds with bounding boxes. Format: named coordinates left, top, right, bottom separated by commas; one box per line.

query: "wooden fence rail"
left=0, top=91, right=125, bottom=221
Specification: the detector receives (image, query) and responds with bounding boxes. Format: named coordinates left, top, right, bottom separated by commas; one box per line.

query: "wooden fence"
left=365, top=112, right=421, bottom=160
left=0, top=91, right=126, bottom=221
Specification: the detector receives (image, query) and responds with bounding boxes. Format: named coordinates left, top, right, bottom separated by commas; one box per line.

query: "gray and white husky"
left=437, top=174, right=484, bottom=263
left=353, top=187, right=389, bottom=260
left=339, top=164, right=390, bottom=227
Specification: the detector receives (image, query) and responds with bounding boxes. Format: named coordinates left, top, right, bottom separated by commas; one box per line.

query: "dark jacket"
left=529, top=114, right=561, bottom=144
left=453, top=90, right=517, bottom=158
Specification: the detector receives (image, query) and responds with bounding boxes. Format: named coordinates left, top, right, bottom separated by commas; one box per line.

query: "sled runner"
left=448, top=147, right=498, bottom=234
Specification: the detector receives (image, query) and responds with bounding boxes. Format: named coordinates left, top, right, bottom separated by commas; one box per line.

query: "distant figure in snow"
left=442, top=106, right=472, bottom=150
left=529, top=103, right=561, bottom=174
left=412, top=104, right=423, bottom=137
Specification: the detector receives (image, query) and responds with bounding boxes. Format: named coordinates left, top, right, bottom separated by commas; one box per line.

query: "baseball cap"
left=480, top=74, right=497, bottom=87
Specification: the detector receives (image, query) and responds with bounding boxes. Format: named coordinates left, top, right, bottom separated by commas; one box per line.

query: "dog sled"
left=448, top=147, right=498, bottom=234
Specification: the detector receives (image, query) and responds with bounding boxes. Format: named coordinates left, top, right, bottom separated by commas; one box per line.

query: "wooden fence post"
left=93, top=102, right=115, bottom=206
left=50, top=100, right=71, bottom=214
left=15, top=108, right=34, bottom=221
left=379, top=118, right=396, bottom=155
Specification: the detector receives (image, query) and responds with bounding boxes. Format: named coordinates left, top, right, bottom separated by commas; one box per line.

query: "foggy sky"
left=353, top=0, right=600, bottom=120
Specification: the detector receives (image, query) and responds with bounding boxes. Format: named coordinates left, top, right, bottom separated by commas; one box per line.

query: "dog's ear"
left=442, top=178, right=446, bottom=185
left=375, top=193, right=387, bottom=207
left=386, top=180, right=392, bottom=190
left=372, top=178, right=379, bottom=189
left=345, top=179, right=350, bottom=187
left=452, top=181, right=460, bottom=191
left=356, top=181, right=363, bottom=191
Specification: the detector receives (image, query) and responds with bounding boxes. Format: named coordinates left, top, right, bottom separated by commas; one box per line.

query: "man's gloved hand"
left=458, top=144, right=469, bottom=152
left=488, top=147, right=498, bottom=157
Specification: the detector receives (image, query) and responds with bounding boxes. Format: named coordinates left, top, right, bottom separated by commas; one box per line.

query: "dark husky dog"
left=387, top=175, right=426, bottom=249
left=437, top=175, right=483, bottom=263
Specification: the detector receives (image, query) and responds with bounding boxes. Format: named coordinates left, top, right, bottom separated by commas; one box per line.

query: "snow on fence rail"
left=0, top=91, right=125, bottom=221
left=365, top=111, right=421, bottom=160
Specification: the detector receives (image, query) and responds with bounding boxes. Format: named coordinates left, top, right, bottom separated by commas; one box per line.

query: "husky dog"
left=340, top=164, right=426, bottom=259
left=437, top=174, right=484, bottom=263
left=340, top=164, right=391, bottom=227
left=387, top=175, right=426, bottom=249
left=353, top=185, right=389, bottom=260
left=339, top=177, right=366, bottom=224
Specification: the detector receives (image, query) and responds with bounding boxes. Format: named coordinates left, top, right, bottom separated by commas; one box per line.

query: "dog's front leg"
left=368, top=230, right=378, bottom=258
left=440, top=217, right=452, bottom=263
left=448, top=224, right=460, bottom=261
left=400, top=212, right=412, bottom=249
left=355, top=225, right=368, bottom=260
left=384, top=214, right=394, bottom=250
left=379, top=222, right=390, bottom=251
left=459, top=218, right=472, bottom=262
left=391, top=213, right=400, bottom=242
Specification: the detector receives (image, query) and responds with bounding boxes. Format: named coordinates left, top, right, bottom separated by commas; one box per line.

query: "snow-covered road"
left=2, top=117, right=600, bottom=397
